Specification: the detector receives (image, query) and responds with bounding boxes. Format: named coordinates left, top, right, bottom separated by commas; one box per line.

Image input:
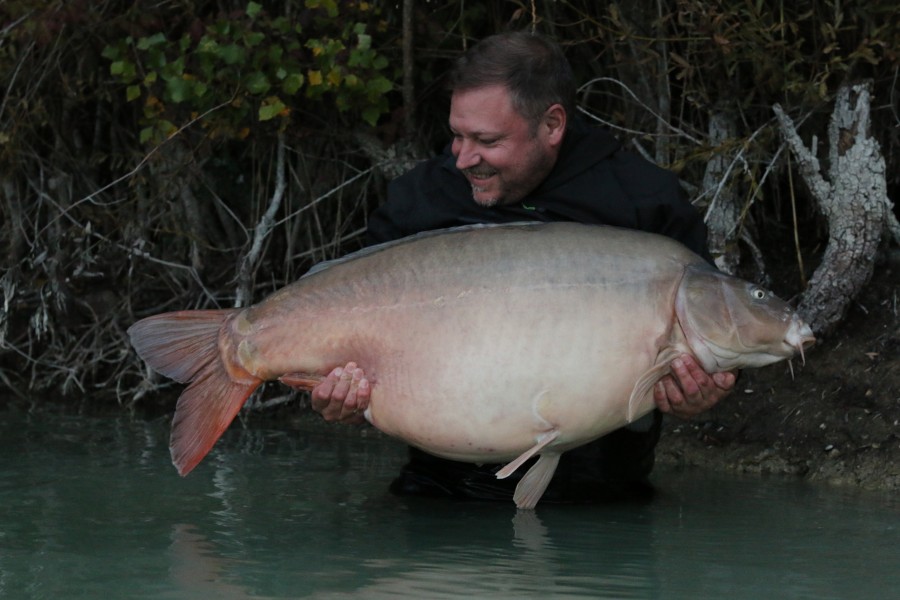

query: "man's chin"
left=470, top=186, right=502, bottom=207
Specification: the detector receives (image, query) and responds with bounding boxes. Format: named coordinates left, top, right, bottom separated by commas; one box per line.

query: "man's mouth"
left=464, top=168, right=497, bottom=184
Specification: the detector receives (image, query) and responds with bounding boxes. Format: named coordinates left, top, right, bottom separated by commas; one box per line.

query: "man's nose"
left=454, top=139, right=480, bottom=170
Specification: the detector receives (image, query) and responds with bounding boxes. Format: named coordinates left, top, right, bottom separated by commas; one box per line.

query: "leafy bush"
left=101, top=1, right=394, bottom=144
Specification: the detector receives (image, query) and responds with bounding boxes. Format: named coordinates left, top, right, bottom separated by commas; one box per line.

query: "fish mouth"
left=785, top=316, right=816, bottom=365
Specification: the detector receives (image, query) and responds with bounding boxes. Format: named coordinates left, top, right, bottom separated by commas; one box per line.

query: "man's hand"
left=654, top=354, right=736, bottom=418
left=309, top=362, right=371, bottom=424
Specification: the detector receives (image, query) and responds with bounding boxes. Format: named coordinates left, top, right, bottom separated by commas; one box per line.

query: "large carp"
left=129, top=222, right=814, bottom=509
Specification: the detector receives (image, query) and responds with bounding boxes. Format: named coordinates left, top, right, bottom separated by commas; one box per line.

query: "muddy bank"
left=656, top=262, right=900, bottom=490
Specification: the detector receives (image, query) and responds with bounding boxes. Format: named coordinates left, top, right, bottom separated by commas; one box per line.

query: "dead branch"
left=774, top=81, right=894, bottom=335
left=577, top=77, right=703, bottom=145
left=234, top=134, right=287, bottom=308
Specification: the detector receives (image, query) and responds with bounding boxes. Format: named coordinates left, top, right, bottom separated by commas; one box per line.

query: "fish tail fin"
left=169, top=361, right=259, bottom=476
left=128, top=310, right=261, bottom=476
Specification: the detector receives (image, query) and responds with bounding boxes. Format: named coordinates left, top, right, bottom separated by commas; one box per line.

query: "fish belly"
left=364, top=288, right=667, bottom=463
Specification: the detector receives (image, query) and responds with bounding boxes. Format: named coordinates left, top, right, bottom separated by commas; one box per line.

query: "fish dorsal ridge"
left=301, top=222, right=544, bottom=278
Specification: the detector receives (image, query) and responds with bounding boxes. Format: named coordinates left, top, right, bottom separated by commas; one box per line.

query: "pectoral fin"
left=627, top=347, right=682, bottom=422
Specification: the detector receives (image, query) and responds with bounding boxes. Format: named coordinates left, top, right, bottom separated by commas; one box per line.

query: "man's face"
left=449, top=85, right=561, bottom=207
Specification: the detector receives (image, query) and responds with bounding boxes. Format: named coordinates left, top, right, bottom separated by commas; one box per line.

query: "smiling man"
left=304, top=31, right=736, bottom=503
left=451, top=83, right=564, bottom=206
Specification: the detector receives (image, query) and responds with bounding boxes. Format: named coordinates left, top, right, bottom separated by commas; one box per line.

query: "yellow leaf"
left=327, top=68, right=342, bottom=86
left=308, top=70, right=323, bottom=86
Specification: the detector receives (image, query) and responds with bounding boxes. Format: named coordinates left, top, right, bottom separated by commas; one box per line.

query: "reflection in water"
left=0, top=407, right=898, bottom=599
left=166, top=508, right=601, bottom=600
left=169, top=524, right=251, bottom=600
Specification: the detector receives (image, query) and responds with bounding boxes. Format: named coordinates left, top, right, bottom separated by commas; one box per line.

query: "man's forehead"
left=449, top=85, right=523, bottom=134
left=447, top=122, right=506, bottom=136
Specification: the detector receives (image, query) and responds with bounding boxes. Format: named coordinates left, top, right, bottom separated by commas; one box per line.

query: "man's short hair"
left=447, top=31, right=577, bottom=130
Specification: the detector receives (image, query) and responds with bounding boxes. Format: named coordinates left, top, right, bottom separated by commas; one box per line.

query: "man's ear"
left=543, top=103, right=567, bottom=146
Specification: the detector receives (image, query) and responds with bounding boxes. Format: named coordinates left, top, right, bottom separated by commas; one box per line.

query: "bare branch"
left=235, top=134, right=287, bottom=308
left=577, top=77, right=702, bottom=146
left=772, top=104, right=831, bottom=205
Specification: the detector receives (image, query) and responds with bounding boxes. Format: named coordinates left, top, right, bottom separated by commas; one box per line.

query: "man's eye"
left=479, top=138, right=498, bottom=146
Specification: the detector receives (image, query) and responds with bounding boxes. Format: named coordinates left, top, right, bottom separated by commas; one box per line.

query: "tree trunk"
left=401, top=0, right=415, bottom=138
left=774, top=82, right=893, bottom=335
left=702, top=105, right=743, bottom=275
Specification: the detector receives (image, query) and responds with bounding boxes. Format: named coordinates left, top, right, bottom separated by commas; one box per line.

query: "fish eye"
left=751, top=288, right=767, bottom=300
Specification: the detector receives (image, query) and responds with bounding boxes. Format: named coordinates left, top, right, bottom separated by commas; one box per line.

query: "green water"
left=1, top=406, right=897, bottom=599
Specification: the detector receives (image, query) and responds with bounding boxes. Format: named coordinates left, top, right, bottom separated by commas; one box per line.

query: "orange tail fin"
left=128, top=310, right=261, bottom=476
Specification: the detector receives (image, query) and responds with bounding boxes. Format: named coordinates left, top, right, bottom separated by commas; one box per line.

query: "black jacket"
left=366, top=119, right=711, bottom=494
left=368, top=117, right=710, bottom=262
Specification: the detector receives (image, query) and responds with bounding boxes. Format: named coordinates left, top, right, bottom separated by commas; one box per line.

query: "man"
left=304, top=31, right=735, bottom=502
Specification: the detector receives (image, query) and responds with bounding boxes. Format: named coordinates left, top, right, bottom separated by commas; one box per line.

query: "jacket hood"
left=537, top=116, right=622, bottom=192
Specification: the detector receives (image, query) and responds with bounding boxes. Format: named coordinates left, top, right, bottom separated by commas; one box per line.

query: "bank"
left=656, top=262, right=900, bottom=491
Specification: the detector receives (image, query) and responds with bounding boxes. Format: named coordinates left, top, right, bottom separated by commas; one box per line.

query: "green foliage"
left=101, top=1, right=394, bottom=144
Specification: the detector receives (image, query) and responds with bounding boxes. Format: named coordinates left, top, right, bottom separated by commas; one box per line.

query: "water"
left=1, top=406, right=898, bottom=599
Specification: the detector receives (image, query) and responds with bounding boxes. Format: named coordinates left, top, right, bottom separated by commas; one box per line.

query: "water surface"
left=1, top=406, right=897, bottom=599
